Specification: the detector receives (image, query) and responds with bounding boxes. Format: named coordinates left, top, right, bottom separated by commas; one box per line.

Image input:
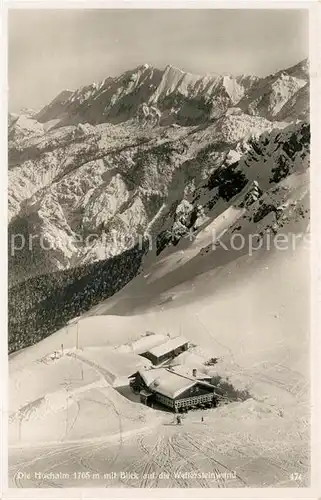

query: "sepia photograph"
left=6, top=4, right=313, bottom=490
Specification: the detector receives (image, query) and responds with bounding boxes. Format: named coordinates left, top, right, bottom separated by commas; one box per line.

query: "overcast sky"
left=8, top=9, right=309, bottom=112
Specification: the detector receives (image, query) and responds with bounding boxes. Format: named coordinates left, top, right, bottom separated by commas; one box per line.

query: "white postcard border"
left=1, top=1, right=320, bottom=499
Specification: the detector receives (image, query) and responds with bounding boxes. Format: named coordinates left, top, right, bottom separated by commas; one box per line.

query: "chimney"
left=192, top=368, right=197, bottom=378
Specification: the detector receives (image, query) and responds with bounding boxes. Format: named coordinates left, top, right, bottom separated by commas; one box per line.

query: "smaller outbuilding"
left=140, top=336, right=189, bottom=365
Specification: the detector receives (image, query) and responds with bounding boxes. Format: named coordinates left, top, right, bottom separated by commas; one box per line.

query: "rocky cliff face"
left=8, top=59, right=310, bottom=352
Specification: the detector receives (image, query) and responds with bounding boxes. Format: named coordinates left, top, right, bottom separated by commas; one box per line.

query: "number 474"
left=290, top=473, right=303, bottom=481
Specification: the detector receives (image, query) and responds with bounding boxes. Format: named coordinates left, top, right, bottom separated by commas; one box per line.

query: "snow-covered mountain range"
left=24, top=59, right=308, bottom=128
left=8, top=59, right=309, bottom=352
left=8, top=58, right=310, bottom=488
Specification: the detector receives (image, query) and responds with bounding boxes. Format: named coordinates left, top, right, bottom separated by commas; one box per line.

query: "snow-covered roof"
left=138, top=367, right=214, bottom=400
left=139, top=368, right=165, bottom=387
left=150, top=372, right=196, bottom=399
left=130, top=334, right=167, bottom=354
left=147, top=336, right=189, bottom=358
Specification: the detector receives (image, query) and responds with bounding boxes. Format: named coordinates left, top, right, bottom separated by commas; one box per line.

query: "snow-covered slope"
left=9, top=196, right=309, bottom=487
left=8, top=118, right=309, bottom=358
left=7, top=114, right=282, bottom=283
